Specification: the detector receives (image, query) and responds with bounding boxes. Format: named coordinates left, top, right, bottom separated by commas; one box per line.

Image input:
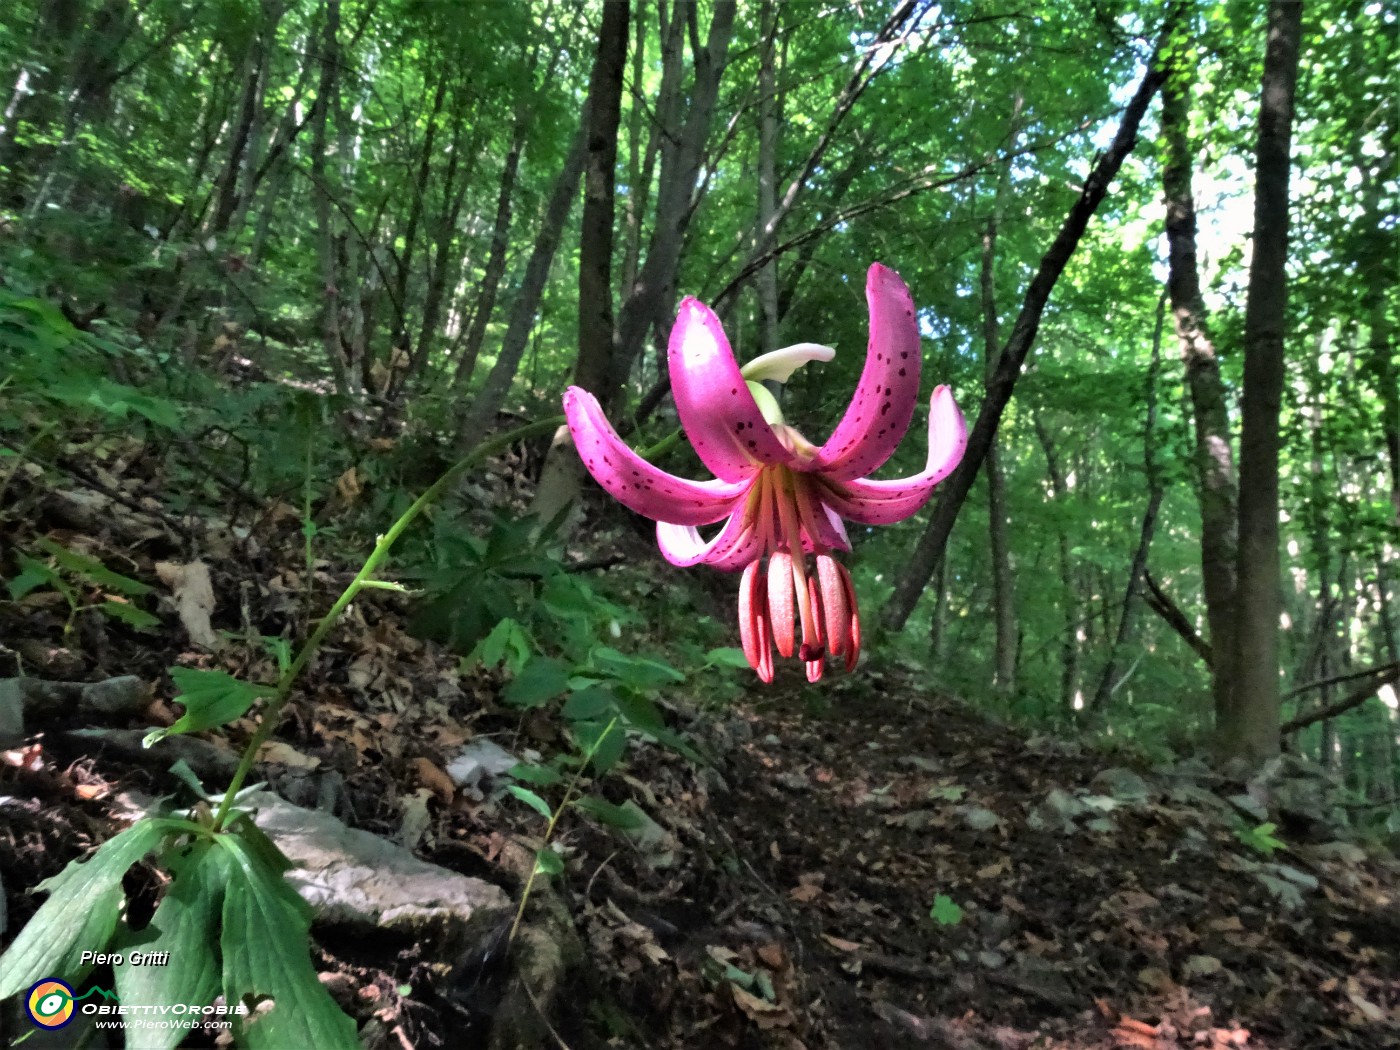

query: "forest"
left=0, top=0, right=1397, bottom=1047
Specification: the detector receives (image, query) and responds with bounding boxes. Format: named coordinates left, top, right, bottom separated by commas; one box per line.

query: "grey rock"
left=960, top=805, right=1002, bottom=832
left=0, top=680, right=22, bottom=747
left=1090, top=767, right=1150, bottom=804
left=447, top=738, right=519, bottom=793
left=228, top=789, right=510, bottom=946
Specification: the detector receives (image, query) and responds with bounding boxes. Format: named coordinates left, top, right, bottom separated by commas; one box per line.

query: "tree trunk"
left=451, top=116, right=529, bottom=393
left=454, top=120, right=587, bottom=455
left=1225, top=0, right=1304, bottom=764
left=575, top=0, right=629, bottom=401
left=530, top=0, right=630, bottom=531
left=209, top=1, right=286, bottom=237
left=1033, top=412, right=1079, bottom=713
left=755, top=0, right=781, bottom=355
left=310, top=0, right=353, bottom=400
left=619, top=0, right=650, bottom=295
left=1359, top=113, right=1399, bottom=522
left=880, top=46, right=1169, bottom=632
left=610, top=0, right=736, bottom=402
left=1159, top=35, right=1239, bottom=728
left=1090, top=292, right=1168, bottom=712
left=980, top=213, right=1016, bottom=696
left=389, top=65, right=449, bottom=355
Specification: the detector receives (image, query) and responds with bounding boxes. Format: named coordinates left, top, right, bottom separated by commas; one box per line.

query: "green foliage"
left=5, top=539, right=161, bottom=633
left=144, top=669, right=276, bottom=747
left=928, top=894, right=964, bottom=927
left=1235, top=822, right=1286, bottom=857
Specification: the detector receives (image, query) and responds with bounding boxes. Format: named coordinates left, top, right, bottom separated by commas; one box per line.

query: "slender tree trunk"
left=1226, top=0, right=1304, bottom=763
left=619, top=0, right=649, bottom=294
left=454, top=121, right=587, bottom=455
left=1034, top=412, right=1079, bottom=713
left=451, top=117, right=529, bottom=393
left=928, top=557, right=949, bottom=664
left=1160, top=38, right=1239, bottom=727
left=390, top=65, right=449, bottom=354
left=575, top=0, right=629, bottom=401
left=755, top=0, right=781, bottom=354
left=1359, top=116, right=1399, bottom=522
left=1090, top=292, right=1168, bottom=712
left=981, top=213, right=1016, bottom=695
left=310, top=0, right=353, bottom=399
left=881, top=46, right=1169, bottom=632
left=210, top=1, right=286, bottom=237
left=715, top=0, right=920, bottom=317
left=610, top=0, right=736, bottom=401
left=530, top=0, right=630, bottom=530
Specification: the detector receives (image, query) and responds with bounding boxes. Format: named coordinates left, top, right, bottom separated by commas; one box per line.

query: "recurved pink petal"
left=793, top=477, right=852, bottom=554
left=656, top=509, right=764, bottom=570
left=669, top=298, right=795, bottom=482
left=814, top=263, right=922, bottom=481
left=821, top=385, right=967, bottom=525
left=566, top=387, right=748, bottom=526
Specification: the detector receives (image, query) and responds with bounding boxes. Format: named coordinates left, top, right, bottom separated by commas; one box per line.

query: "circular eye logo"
left=26, top=979, right=76, bottom=1029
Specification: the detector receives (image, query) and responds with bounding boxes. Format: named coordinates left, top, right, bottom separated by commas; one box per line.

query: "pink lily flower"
left=564, top=262, right=967, bottom=683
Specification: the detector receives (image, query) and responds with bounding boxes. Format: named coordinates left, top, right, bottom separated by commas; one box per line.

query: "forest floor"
left=2, top=450, right=1399, bottom=1050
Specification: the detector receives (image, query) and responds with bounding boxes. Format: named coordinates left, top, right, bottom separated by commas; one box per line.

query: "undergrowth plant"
left=0, top=417, right=564, bottom=1049
left=6, top=537, right=161, bottom=637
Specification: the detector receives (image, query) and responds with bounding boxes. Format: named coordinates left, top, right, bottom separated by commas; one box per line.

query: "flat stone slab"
left=225, top=790, right=511, bottom=948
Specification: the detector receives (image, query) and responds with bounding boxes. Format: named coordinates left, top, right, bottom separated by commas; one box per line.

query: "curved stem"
left=213, top=416, right=565, bottom=831
left=507, top=716, right=620, bottom=949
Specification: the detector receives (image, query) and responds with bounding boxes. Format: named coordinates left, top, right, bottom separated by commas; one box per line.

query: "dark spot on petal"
left=899, top=368, right=907, bottom=376
left=901, top=351, right=909, bottom=359
left=881, top=402, right=891, bottom=415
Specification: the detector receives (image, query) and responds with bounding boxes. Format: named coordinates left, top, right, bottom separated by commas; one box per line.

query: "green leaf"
left=929, top=894, right=964, bottom=926
left=612, top=691, right=666, bottom=733
left=472, top=617, right=525, bottom=669
left=534, top=848, right=564, bottom=876
left=1235, top=821, right=1285, bottom=856
left=562, top=686, right=615, bottom=721
left=507, top=784, right=553, bottom=820
left=37, top=538, right=153, bottom=595
left=5, top=554, right=59, bottom=600
left=144, top=669, right=274, bottom=746
left=113, top=840, right=230, bottom=1050
left=507, top=763, right=563, bottom=787
left=503, top=656, right=571, bottom=708
left=99, top=599, right=161, bottom=630
left=592, top=646, right=685, bottom=689
left=572, top=794, right=645, bottom=830
left=217, top=833, right=357, bottom=1050
left=573, top=720, right=625, bottom=775
left=704, top=647, right=752, bottom=670
left=0, top=818, right=178, bottom=999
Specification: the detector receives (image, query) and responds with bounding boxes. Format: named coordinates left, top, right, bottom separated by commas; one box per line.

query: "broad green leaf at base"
left=0, top=819, right=177, bottom=999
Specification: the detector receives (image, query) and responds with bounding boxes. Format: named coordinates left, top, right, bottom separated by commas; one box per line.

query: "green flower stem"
left=212, top=416, right=565, bottom=832
left=507, top=715, right=620, bottom=949
left=637, top=426, right=683, bottom=463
